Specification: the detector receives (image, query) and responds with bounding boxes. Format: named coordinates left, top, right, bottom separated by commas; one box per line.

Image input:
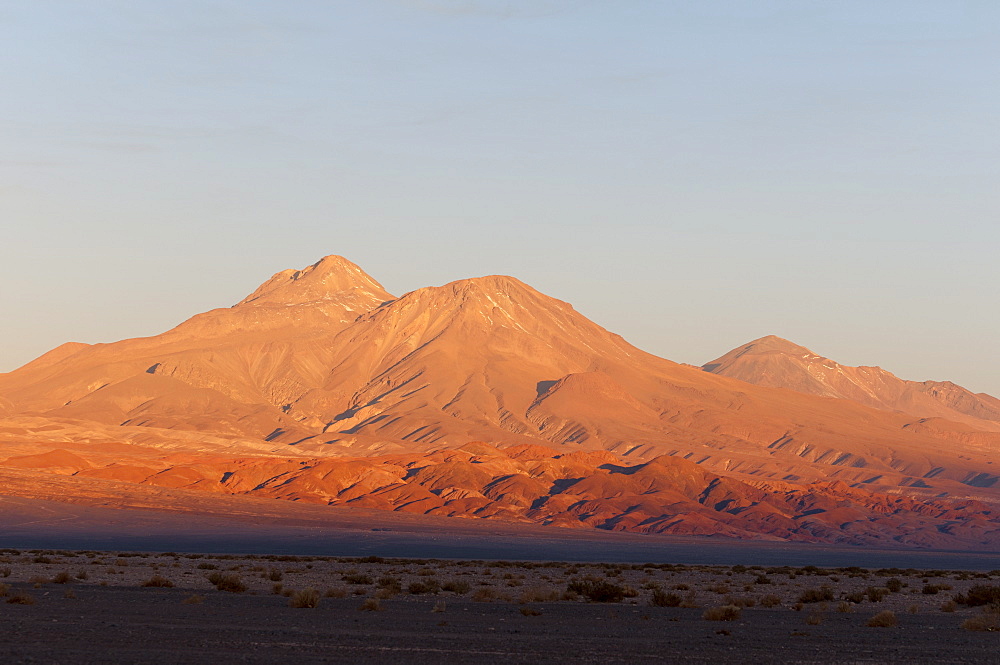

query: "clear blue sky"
left=2, top=1, right=998, bottom=395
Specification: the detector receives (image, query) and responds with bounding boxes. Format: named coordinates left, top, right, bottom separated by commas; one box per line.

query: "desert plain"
left=1, top=545, right=1000, bottom=664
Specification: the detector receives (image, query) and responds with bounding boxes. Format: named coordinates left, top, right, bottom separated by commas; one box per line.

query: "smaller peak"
left=395, top=274, right=546, bottom=308
left=703, top=335, right=820, bottom=373
left=451, top=274, right=534, bottom=292
left=743, top=335, right=816, bottom=355
left=237, top=255, right=393, bottom=307
left=750, top=334, right=796, bottom=347
left=442, top=275, right=553, bottom=304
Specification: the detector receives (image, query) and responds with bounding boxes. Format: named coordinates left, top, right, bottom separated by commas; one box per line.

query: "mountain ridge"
left=0, top=256, right=998, bottom=548
left=703, top=335, right=1000, bottom=431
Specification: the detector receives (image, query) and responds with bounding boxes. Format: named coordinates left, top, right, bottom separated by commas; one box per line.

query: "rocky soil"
left=1, top=549, right=998, bottom=663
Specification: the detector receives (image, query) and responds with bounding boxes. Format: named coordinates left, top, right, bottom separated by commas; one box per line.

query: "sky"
left=1, top=1, right=998, bottom=395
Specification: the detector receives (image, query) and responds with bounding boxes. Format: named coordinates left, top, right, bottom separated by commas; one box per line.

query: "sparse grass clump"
left=408, top=580, right=440, bottom=595
left=207, top=572, right=246, bottom=593
left=359, top=598, right=382, bottom=612
left=520, top=586, right=560, bottom=603
left=289, top=588, right=320, bottom=608
left=7, top=591, right=35, bottom=605
left=866, top=610, right=898, bottom=627
left=958, top=585, right=1000, bottom=607
left=142, top=575, right=174, bottom=588
left=650, top=589, right=683, bottom=607
left=342, top=573, right=373, bottom=585
left=566, top=579, right=628, bottom=603
left=702, top=605, right=741, bottom=621
left=324, top=586, right=348, bottom=598
left=377, top=576, right=401, bottom=592
left=962, top=609, right=1000, bottom=632
left=471, top=587, right=499, bottom=602
left=797, top=586, right=834, bottom=604
left=441, top=580, right=470, bottom=594
left=760, top=594, right=782, bottom=608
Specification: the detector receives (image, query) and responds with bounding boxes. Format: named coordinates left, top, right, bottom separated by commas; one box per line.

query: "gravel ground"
left=0, top=549, right=998, bottom=664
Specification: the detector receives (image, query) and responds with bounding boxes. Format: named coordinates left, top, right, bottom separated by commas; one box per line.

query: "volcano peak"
left=236, top=255, right=392, bottom=308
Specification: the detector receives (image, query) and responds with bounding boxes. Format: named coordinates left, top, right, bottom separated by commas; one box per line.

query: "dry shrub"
left=940, top=599, right=958, bottom=613
left=680, top=591, right=700, bottom=608
left=208, top=572, right=246, bottom=593
left=75, top=570, right=88, bottom=580
left=359, top=598, right=382, bottom=612
left=53, top=571, right=73, bottom=584
left=182, top=594, right=204, bottom=604
left=374, top=588, right=397, bottom=600
left=472, top=587, right=498, bottom=602
left=142, top=575, right=174, bottom=588
left=520, top=606, right=542, bottom=616
left=324, top=586, right=348, bottom=598
left=408, top=580, right=440, bottom=595
left=342, top=573, right=373, bottom=585
left=520, top=586, right=560, bottom=603
left=7, top=592, right=35, bottom=605
left=759, top=594, right=782, bottom=608
left=441, top=580, right=471, bottom=594
left=566, top=579, right=627, bottom=603
left=962, top=611, right=1000, bottom=632
left=805, top=613, right=823, bottom=625
left=798, top=586, right=834, bottom=603
left=703, top=605, right=741, bottom=621
left=377, top=576, right=402, bottom=593
left=959, top=585, right=1000, bottom=607
left=866, top=610, right=898, bottom=627
left=836, top=601, right=853, bottom=613
left=724, top=595, right=756, bottom=608
left=650, top=589, right=683, bottom=607
left=289, top=588, right=320, bottom=608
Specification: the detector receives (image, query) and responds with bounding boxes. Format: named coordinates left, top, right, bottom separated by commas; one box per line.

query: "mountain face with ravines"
left=0, top=255, right=998, bottom=548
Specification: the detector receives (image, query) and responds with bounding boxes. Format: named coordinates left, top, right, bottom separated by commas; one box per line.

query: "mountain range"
left=1, top=255, right=997, bottom=548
